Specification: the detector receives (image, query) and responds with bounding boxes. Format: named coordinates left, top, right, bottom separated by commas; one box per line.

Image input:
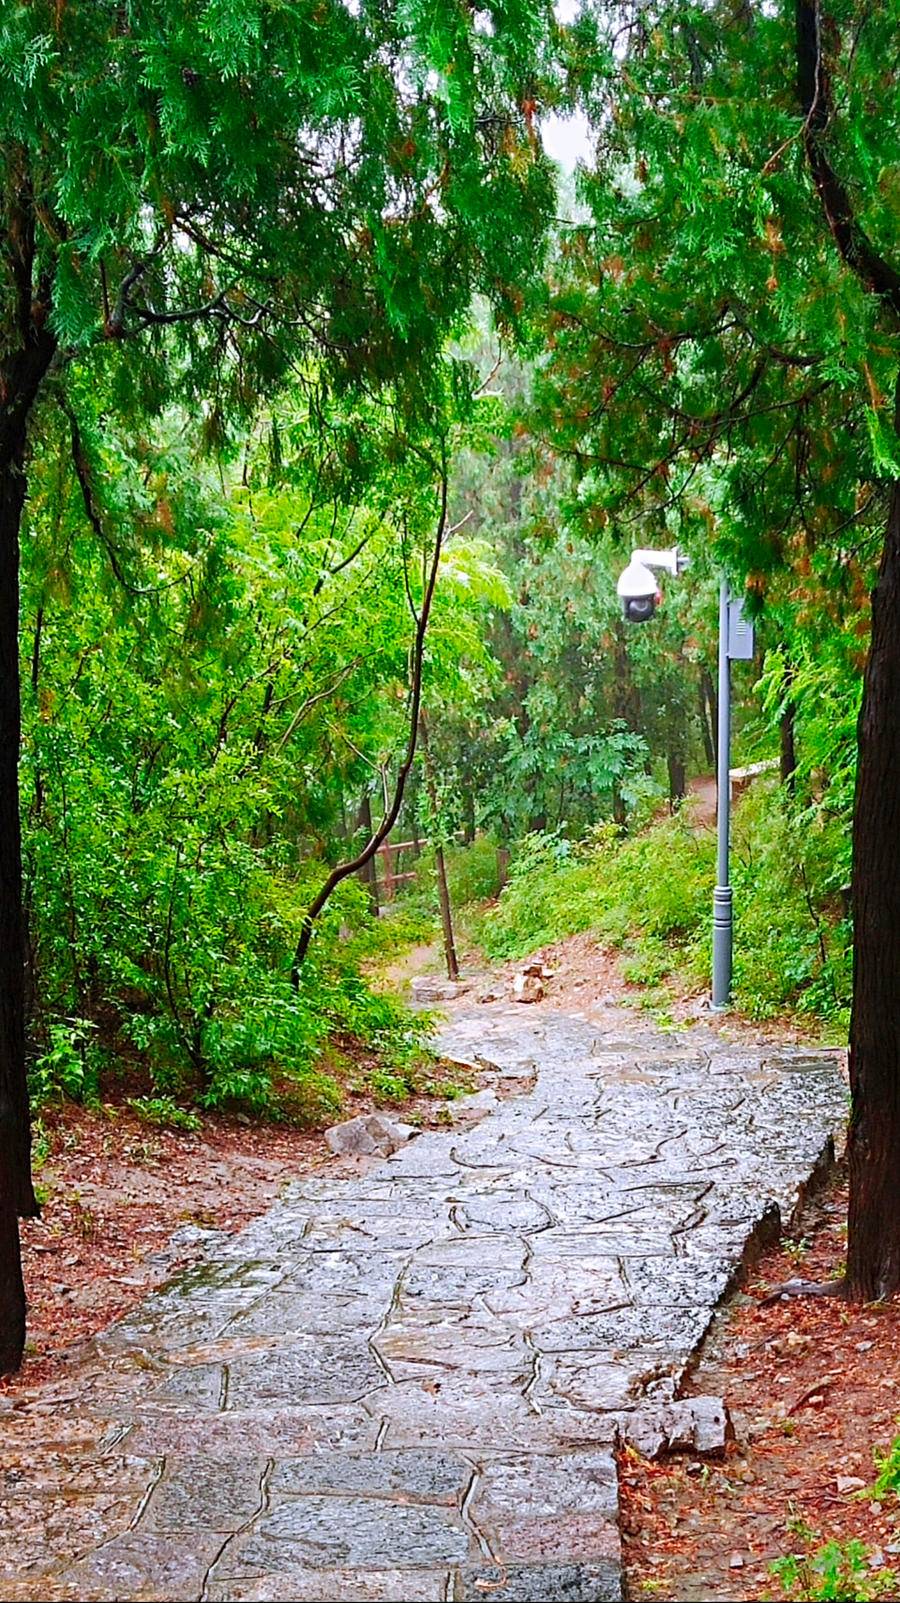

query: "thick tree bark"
left=0, top=448, right=38, bottom=1221
left=0, top=442, right=35, bottom=1374
left=0, top=158, right=58, bottom=1367
left=845, top=481, right=900, bottom=1300
left=794, top=0, right=900, bottom=1298
left=0, top=1147, right=25, bottom=1375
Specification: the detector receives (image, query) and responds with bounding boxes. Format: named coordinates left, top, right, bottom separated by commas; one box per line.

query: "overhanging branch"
left=290, top=446, right=450, bottom=979
left=796, top=0, right=900, bottom=319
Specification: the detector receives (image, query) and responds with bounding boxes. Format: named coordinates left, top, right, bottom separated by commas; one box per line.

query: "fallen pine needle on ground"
left=621, top=1170, right=900, bottom=1602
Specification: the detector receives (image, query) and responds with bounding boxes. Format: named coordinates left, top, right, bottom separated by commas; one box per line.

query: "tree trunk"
left=356, top=794, right=380, bottom=912
left=419, top=714, right=459, bottom=982
left=780, top=703, right=797, bottom=792
left=0, top=450, right=37, bottom=1222
left=462, top=786, right=475, bottom=846
left=497, top=845, right=510, bottom=890
left=698, top=666, right=716, bottom=768
left=0, top=1150, right=24, bottom=1374
left=612, top=785, right=626, bottom=828
left=0, top=447, right=33, bottom=1373
left=699, top=660, right=718, bottom=766
left=846, top=479, right=900, bottom=1300
left=667, top=749, right=686, bottom=809
left=613, top=624, right=642, bottom=729
left=434, top=841, right=459, bottom=982
left=780, top=662, right=798, bottom=793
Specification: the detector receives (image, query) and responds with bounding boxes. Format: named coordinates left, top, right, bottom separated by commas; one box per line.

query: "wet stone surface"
left=0, top=1002, right=845, bottom=1603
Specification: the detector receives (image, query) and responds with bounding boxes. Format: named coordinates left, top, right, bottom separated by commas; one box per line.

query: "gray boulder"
left=325, top=1112, right=418, bottom=1158
left=622, top=1395, right=734, bottom=1460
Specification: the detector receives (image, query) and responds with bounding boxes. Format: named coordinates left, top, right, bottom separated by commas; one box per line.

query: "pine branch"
left=796, top=0, right=900, bottom=319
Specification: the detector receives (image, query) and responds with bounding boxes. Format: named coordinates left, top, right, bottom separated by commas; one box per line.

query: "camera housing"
left=616, top=557, right=660, bottom=625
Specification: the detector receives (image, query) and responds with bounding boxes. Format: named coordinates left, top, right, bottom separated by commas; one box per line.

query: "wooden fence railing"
left=376, top=838, right=421, bottom=901
left=369, top=835, right=509, bottom=904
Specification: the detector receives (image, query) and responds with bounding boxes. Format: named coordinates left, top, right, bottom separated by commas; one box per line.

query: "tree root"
left=758, top=1275, right=847, bottom=1306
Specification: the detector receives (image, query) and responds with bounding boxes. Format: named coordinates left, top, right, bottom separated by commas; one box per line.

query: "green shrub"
left=444, top=835, right=503, bottom=907
left=772, top=1529, right=897, bottom=1601
left=480, top=817, right=713, bottom=965
left=125, top=1096, right=202, bottom=1132
left=29, top=1018, right=100, bottom=1105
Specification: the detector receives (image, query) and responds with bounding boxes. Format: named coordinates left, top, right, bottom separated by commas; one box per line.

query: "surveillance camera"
left=616, top=557, right=660, bottom=624
left=622, top=593, right=657, bottom=623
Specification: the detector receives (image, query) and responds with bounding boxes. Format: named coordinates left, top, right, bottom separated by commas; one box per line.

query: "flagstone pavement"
left=0, top=999, right=845, bottom=1602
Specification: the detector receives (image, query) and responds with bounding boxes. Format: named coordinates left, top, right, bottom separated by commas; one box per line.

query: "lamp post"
left=712, top=578, right=732, bottom=1011
left=617, top=550, right=752, bottom=1014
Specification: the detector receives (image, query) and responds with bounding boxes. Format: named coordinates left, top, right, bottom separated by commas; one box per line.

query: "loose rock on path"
left=0, top=998, right=845, bottom=1602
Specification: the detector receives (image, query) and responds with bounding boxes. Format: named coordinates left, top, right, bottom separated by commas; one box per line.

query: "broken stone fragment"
left=522, top=960, right=554, bottom=979
left=447, top=1089, right=499, bottom=1124
left=511, top=972, right=544, bottom=1004
left=411, top=976, right=471, bottom=1003
left=324, top=1112, right=418, bottom=1157
left=621, top=1396, right=734, bottom=1460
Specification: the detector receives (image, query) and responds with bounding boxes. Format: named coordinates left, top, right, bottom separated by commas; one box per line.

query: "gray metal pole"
left=712, top=577, right=732, bottom=1010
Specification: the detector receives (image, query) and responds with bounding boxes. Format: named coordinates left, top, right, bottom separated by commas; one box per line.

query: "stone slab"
left=206, top=1570, right=450, bottom=1602
left=454, top=1561, right=623, bottom=1601
left=217, top=1495, right=470, bottom=1573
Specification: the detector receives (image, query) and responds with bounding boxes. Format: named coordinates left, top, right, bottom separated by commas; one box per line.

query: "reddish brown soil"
left=622, top=1170, right=900, bottom=1601
left=9, top=1103, right=331, bottom=1393
left=495, top=931, right=634, bottom=1012
left=503, top=931, right=820, bottom=1048
left=6, top=1063, right=480, bottom=1394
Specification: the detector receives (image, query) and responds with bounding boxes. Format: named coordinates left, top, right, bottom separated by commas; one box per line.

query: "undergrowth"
left=475, top=781, right=850, bottom=1028
left=772, top=1529, right=898, bottom=1602
left=28, top=878, right=434, bottom=1123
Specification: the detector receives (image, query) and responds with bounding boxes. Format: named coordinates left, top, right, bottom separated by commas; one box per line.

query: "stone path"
left=0, top=1001, right=845, bottom=1603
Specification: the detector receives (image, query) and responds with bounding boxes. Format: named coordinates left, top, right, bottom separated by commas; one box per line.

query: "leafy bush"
left=29, top=1018, right=99, bottom=1106
left=480, top=817, right=712, bottom=966
left=26, top=729, right=431, bottom=1118
left=444, top=835, right=504, bottom=907
left=731, top=784, right=851, bottom=1026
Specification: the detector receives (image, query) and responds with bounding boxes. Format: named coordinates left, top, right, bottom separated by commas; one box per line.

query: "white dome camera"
left=616, top=557, right=660, bottom=624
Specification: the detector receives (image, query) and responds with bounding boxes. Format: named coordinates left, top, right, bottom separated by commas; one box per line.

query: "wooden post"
left=379, top=840, right=395, bottom=901
left=418, top=713, right=459, bottom=981
left=357, top=794, right=380, bottom=911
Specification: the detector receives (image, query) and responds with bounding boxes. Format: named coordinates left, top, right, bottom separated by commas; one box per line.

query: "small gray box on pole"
left=727, top=599, right=754, bottom=661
